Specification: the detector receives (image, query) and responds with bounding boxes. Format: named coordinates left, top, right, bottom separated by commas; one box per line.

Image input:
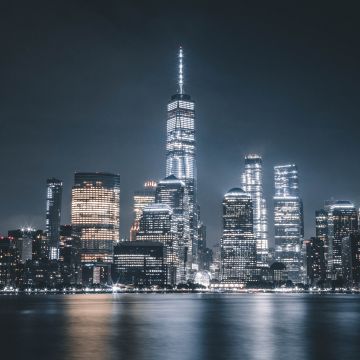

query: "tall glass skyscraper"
left=130, top=180, right=157, bottom=241
left=136, top=203, right=179, bottom=285
left=220, top=188, right=256, bottom=284
left=155, top=175, right=190, bottom=280
left=241, top=154, right=268, bottom=266
left=71, top=172, right=120, bottom=264
left=165, top=47, right=199, bottom=268
left=46, top=178, right=63, bottom=260
left=324, top=200, right=358, bottom=277
left=273, top=164, right=304, bottom=282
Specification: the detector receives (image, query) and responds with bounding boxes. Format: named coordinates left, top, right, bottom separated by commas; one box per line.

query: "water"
left=0, top=293, right=359, bottom=360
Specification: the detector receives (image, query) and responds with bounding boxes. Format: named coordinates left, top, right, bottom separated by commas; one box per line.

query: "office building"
left=220, top=188, right=256, bottom=284
left=165, top=47, right=200, bottom=267
left=241, top=154, right=268, bottom=266
left=342, top=232, right=360, bottom=286
left=71, top=172, right=120, bottom=264
left=136, top=203, right=179, bottom=285
left=325, top=201, right=358, bottom=277
left=273, top=164, right=304, bottom=283
left=46, top=178, right=63, bottom=260
left=112, top=241, right=165, bottom=286
left=304, top=237, right=326, bottom=285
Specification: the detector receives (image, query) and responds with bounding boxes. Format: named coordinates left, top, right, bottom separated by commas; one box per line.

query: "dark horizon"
left=1, top=0, right=360, bottom=246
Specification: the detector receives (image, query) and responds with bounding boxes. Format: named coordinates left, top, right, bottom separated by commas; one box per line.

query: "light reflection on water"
left=0, top=294, right=359, bottom=360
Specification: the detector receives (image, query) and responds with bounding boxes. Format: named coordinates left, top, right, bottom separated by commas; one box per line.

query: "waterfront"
left=0, top=294, right=359, bottom=360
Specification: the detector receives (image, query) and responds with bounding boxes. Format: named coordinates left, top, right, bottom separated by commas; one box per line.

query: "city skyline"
left=1, top=1, right=360, bottom=247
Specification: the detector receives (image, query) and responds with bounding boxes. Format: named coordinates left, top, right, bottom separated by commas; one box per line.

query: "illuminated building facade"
left=166, top=47, right=199, bottom=267
left=130, top=180, right=157, bottom=241
left=46, top=178, right=63, bottom=260
left=155, top=175, right=189, bottom=279
left=71, top=172, right=120, bottom=264
left=325, top=200, right=358, bottom=277
left=273, top=164, right=304, bottom=283
left=342, top=232, right=360, bottom=286
left=136, top=203, right=179, bottom=285
left=220, top=188, right=256, bottom=284
left=241, top=154, right=268, bottom=266
left=112, top=241, right=165, bottom=286
left=304, top=237, right=326, bottom=285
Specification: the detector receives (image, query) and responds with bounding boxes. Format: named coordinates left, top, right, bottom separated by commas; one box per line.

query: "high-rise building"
left=134, top=181, right=157, bottom=222
left=342, top=232, right=360, bottom=286
left=130, top=180, right=157, bottom=241
left=220, top=188, right=256, bottom=285
left=46, top=178, right=63, bottom=260
left=304, top=237, right=326, bottom=285
left=112, top=241, right=165, bottom=287
left=324, top=200, right=358, bottom=277
left=136, top=203, right=179, bottom=285
left=71, top=172, right=120, bottom=264
left=273, top=164, right=304, bottom=283
left=165, top=47, right=199, bottom=267
left=241, top=154, right=268, bottom=266
left=155, top=175, right=190, bottom=278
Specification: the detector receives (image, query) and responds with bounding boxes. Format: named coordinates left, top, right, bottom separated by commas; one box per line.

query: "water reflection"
left=0, top=294, right=360, bottom=360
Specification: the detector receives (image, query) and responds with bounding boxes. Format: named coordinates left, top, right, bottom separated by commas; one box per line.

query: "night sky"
left=1, top=0, right=359, bottom=246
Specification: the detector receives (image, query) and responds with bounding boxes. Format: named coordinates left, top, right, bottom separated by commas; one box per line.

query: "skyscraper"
left=46, top=178, right=63, bottom=260
left=220, top=188, right=256, bottom=284
left=273, top=164, right=304, bottom=283
left=165, top=47, right=199, bottom=268
left=155, top=175, right=190, bottom=280
left=130, top=180, right=157, bottom=241
left=71, top=172, right=120, bottom=264
left=133, top=181, right=157, bottom=222
left=136, top=203, right=179, bottom=285
left=325, top=200, right=358, bottom=277
left=241, top=154, right=268, bottom=266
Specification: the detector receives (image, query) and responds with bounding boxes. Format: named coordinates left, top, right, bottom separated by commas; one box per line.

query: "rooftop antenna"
left=178, top=46, right=184, bottom=94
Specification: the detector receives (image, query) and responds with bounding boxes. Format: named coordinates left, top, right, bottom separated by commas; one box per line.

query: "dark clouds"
left=0, top=0, right=359, bottom=245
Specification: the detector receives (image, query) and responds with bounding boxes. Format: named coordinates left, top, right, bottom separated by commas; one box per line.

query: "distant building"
left=0, top=238, right=22, bottom=288
left=220, top=188, right=256, bottom=285
left=241, top=154, right=268, bottom=266
left=112, top=241, right=165, bottom=287
left=8, top=228, right=33, bottom=263
left=46, top=178, right=63, bottom=260
left=155, top=175, right=190, bottom=279
left=342, top=232, right=360, bottom=286
left=71, top=172, right=120, bottom=265
left=165, top=47, right=200, bottom=267
left=273, top=164, right=304, bottom=283
left=325, top=201, right=358, bottom=277
left=270, top=262, right=288, bottom=284
left=304, top=237, right=326, bottom=285
left=136, top=203, right=179, bottom=285
left=130, top=181, right=157, bottom=241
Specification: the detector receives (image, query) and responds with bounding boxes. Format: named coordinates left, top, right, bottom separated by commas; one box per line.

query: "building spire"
left=178, top=46, right=184, bottom=94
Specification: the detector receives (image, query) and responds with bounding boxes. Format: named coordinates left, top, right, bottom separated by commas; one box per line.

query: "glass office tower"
left=165, top=47, right=199, bottom=268
left=325, top=200, right=358, bottom=277
left=130, top=180, right=157, bottom=241
left=136, top=203, right=179, bottom=285
left=71, top=172, right=120, bottom=264
left=273, top=164, right=304, bottom=283
left=46, top=178, right=63, bottom=260
left=241, top=154, right=268, bottom=266
left=220, top=188, right=256, bottom=284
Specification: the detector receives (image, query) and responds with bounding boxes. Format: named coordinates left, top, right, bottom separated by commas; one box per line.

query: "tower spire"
left=178, top=46, right=184, bottom=94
